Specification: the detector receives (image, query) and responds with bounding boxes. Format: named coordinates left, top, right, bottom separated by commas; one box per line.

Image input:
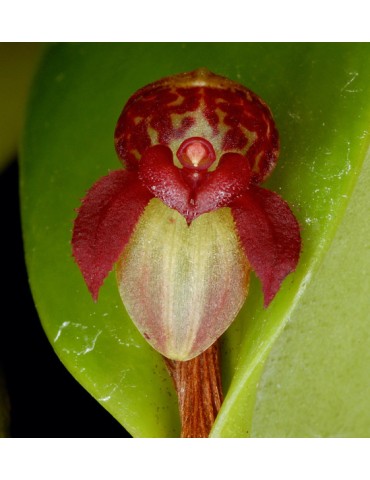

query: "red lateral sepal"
left=72, top=170, right=153, bottom=300
left=231, top=186, right=301, bottom=307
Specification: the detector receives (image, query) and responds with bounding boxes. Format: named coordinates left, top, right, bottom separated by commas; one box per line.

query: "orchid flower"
left=72, top=69, right=301, bottom=361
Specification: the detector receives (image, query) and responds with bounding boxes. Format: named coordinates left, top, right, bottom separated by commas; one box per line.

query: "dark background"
left=0, top=159, right=131, bottom=437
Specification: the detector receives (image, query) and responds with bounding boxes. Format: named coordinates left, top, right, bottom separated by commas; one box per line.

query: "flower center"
left=177, top=137, right=216, bottom=171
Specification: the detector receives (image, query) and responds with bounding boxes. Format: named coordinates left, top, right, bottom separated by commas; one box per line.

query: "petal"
left=195, top=152, right=251, bottom=214
left=139, top=147, right=252, bottom=223
left=72, top=170, right=153, bottom=300
left=116, top=199, right=251, bottom=361
left=231, top=186, right=301, bottom=307
left=138, top=144, right=192, bottom=219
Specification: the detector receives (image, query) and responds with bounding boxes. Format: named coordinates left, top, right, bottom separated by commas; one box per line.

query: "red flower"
left=72, top=69, right=301, bottom=360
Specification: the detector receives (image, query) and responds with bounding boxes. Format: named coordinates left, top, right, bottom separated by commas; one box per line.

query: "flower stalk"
left=165, top=342, right=223, bottom=438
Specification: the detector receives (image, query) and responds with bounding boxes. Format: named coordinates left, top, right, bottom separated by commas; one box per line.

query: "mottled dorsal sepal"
left=114, top=68, right=279, bottom=184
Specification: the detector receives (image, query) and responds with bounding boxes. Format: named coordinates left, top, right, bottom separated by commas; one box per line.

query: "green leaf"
left=250, top=147, right=370, bottom=437
left=20, top=43, right=370, bottom=437
left=0, top=43, right=44, bottom=170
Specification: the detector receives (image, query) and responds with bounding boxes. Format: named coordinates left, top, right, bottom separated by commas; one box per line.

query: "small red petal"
left=138, top=145, right=192, bottom=219
left=139, top=147, right=252, bottom=224
left=72, top=170, right=153, bottom=300
left=194, top=152, right=251, bottom=215
left=231, top=186, right=301, bottom=307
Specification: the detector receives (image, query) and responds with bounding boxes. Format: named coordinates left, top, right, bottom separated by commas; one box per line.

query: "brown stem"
left=164, top=342, right=223, bottom=438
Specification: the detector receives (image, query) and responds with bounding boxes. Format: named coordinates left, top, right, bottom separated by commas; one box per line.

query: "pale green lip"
left=116, top=199, right=250, bottom=361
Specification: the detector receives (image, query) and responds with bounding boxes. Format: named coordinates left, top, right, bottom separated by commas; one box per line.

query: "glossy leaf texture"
left=20, top=44, right=370, bottom=437
left=251, top=148, right=370, bottom=437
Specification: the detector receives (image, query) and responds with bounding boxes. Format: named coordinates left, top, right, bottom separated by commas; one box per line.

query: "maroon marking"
left=114, top=70, right=279, bottom=184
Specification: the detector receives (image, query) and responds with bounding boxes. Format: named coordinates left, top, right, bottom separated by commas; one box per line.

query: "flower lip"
left=177, top=137, right=216, bottom=171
